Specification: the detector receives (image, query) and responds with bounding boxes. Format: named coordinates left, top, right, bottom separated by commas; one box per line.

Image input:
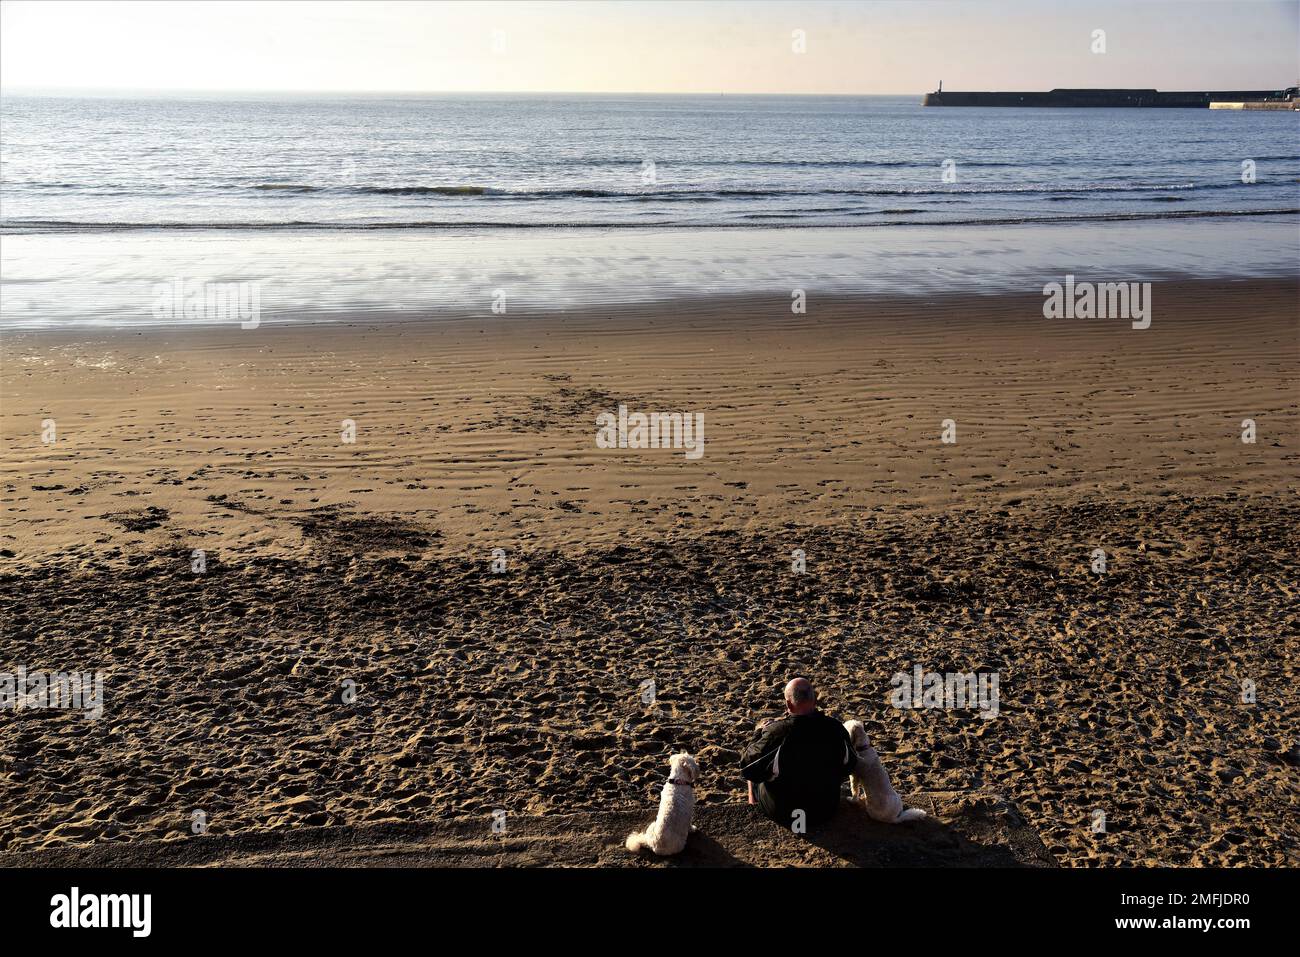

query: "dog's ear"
left=845, top=720, right=869, bottom=747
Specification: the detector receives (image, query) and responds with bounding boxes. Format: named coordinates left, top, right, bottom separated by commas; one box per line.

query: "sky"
left=1, top=0, right=1296, bottom=96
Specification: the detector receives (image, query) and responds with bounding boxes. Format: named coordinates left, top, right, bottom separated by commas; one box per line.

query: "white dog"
left=625, top=752, right=699, bottom=856
left=844, top=720, right=926, bottom=823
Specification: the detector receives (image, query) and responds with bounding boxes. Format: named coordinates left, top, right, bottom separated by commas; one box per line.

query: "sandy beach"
left=1, top=278, right=1297, bottom=866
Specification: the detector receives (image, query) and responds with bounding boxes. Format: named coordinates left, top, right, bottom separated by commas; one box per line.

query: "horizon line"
left=1, top=86, right=932, bottom=98
left=5, top=82, right=1289, bottom=99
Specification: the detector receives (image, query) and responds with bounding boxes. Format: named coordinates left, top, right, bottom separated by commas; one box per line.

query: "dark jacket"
left=740, top=710, right=856, bottom=827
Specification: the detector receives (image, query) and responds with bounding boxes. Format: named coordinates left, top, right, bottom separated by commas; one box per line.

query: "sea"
left=2, top=93, right=1297, bottom=326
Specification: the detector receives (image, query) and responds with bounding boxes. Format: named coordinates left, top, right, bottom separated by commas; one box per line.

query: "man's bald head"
left=784, top=677, right=817, bottom=715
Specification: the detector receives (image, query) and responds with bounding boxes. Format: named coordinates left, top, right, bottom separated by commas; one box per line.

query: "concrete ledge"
left=1210, top=100, right=1298, bottom=110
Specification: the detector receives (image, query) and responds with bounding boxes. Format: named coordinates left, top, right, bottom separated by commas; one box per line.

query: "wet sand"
left=1, top=279, right=1296, bottom=866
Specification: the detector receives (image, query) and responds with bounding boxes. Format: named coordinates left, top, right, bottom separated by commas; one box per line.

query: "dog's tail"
left=625, top=831, right=650, bottom=853
left=896, top=807, right=927, bottom=822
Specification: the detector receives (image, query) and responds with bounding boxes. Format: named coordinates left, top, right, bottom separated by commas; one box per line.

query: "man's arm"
left=834, top=722, right=858, bottom=780
left=740, top=717, right=791, bottom=782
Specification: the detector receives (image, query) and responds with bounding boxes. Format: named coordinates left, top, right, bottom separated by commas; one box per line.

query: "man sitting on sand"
left=740, top=677, right=858, bottom=828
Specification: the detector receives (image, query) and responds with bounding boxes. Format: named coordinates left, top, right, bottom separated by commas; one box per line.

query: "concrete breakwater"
left=923, top=86, right=1299, bottom=107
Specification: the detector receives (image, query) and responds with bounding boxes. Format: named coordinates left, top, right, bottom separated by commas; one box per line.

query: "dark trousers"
left=753, top=780, right=840, bottom=829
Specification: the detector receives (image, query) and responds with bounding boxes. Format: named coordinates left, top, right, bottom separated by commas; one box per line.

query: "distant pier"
left=923, top=86, right=1299, bottom=108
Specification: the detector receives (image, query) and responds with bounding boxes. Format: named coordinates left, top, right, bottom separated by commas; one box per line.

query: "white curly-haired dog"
left=625, top=752, right=699, bottom=856
left=844, top=720, right=926, bottom=823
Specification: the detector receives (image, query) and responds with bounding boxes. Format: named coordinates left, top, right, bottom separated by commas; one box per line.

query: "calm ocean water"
left=4, top=93, right=1299, bottom=230
left=1, top=94, right=1297, bottom=325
